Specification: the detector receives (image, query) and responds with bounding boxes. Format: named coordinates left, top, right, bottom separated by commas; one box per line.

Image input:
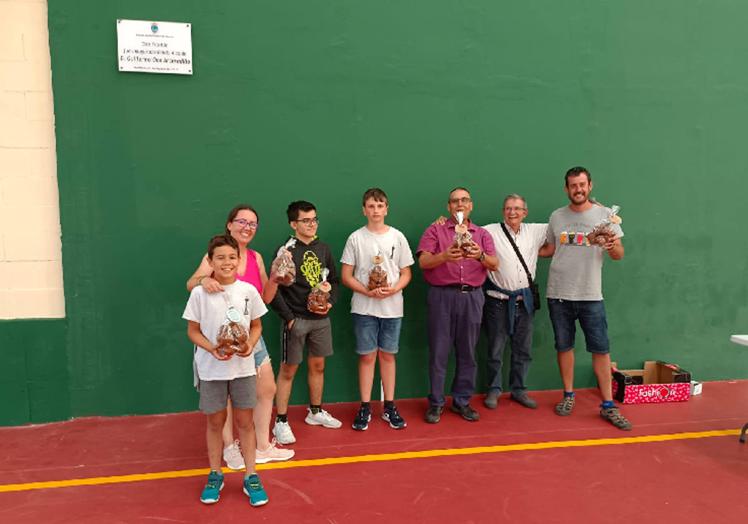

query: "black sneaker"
left=352, top=405, right=371, bottom=431
left=450, top=404, right=480, bottom=422
left=424, top=405, right=443, bottom=424
left=382, top=405, right=407, bottom=429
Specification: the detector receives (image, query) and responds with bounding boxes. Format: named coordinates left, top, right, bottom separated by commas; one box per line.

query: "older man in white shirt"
left=482, top=194, right=552, bottom=409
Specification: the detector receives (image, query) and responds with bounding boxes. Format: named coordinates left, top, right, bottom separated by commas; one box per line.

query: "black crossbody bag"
left=500, top=223, right=541, bottom=311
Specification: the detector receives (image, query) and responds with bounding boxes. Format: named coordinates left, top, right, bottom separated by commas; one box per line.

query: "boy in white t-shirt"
left=183, top=234, right=269, bottom=506
left=341, top=188, right=415, bottom=431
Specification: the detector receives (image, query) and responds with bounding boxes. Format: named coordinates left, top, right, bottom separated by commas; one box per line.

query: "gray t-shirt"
left=546, top=205, right=624, bottom=301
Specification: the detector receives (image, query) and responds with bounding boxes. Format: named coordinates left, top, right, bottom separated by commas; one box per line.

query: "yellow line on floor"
left=0, top=429, right=739, bottom=493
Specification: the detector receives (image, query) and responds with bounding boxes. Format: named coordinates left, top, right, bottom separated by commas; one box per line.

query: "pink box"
left=611, top=361, right=691, bottom=404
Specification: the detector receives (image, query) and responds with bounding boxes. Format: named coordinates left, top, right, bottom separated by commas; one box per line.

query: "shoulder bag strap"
left=500, top=223, right=535, bottom=286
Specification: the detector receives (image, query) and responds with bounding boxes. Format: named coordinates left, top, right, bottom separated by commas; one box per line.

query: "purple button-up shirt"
left=417, top=220, right=496, bottom=287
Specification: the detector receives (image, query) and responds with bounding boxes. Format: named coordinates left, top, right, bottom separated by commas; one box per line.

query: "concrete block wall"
left=0, top=0, right=64, bottom=318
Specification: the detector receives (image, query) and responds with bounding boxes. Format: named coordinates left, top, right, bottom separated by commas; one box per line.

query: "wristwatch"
left=479, top=251, right=486, bottom=262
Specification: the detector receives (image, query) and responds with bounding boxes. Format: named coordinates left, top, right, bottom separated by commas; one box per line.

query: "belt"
left=437, top=284, right=479, bottom=293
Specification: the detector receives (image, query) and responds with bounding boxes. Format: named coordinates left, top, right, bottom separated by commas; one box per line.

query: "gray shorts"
left=198, top=375, right=257, bottom=414
left=281, top=317, right=333, bottom=365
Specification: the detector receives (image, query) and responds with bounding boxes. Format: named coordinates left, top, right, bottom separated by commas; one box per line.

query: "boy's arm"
left=325, top=246, right=340, bottom=306
left=187, top=321, right=229, bottom=361
left=235, top=318, right=262, bottom=357
left=378, top=265, right=412, bottom=298
left=269, top=286, right=295, bottom=324
left=341, top=263, right=373, bottom=297
left=263, top=276, right=279, bottom=304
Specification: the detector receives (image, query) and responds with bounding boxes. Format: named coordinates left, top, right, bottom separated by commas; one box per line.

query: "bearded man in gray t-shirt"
left=544, top=166, right=632, bottom=431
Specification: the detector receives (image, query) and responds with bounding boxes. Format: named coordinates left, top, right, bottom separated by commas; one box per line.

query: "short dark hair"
left=362, top=187, right=388, bottom=206
left=448, top=187, right=470, bottom=200
left=286, top=200, right=316, bottom=223
left=225, top=204, right=259, bottom=234
left=565, top=166, right=591, bottom=186
left=207, top=234, right=239, bottom=259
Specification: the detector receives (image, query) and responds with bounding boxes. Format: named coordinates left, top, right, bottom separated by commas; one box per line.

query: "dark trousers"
left=483, top=295, right=534, bottom=395
left=427, top=286, right=485, bottom=408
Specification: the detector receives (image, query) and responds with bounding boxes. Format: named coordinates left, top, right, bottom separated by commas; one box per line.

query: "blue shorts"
left=253, top=336, right=271, bottom=368
left=547, top=299, right=610, bottom=354
left=352, top=314, right=402, bottom=355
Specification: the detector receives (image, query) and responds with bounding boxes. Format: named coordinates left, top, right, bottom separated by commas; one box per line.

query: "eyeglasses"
left=295, top=217, right=319, bottom=225
left=504, top=207, right=526, bottom=212
left=233, top=219, right=258, bottom=230
left=449, top=197, right=472, bottom=205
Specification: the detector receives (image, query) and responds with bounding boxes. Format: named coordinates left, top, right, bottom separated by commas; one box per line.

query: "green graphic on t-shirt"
left=300, top=251, right=322, bottom=287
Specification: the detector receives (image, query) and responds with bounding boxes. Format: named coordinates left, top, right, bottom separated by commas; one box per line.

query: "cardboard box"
left=611, top=361, right=691, bottom=404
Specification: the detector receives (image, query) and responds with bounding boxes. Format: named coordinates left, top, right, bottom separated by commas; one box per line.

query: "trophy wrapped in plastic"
left=587, top=205, right=622, bottom=247
left=307, top=268, right=332, bottom=314
left=215, top=309, right=248, bottom=358
left=452, top=211, right=474, bottom=257
left=367, top=252, right=389, bottom=291
left=271, top=238, right=297, bottom=286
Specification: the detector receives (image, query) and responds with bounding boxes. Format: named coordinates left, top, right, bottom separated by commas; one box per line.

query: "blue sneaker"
left=243, top=473, right=269, bottom=507
left=200, top=470, right=224, bottom=504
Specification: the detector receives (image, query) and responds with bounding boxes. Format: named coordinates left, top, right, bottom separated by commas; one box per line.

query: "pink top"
left=417, top=220, right=495, bottom=287
left=237, top=249, right=263, bottom=293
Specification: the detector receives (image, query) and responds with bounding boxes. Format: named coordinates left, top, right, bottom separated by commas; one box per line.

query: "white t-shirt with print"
left=182, top=281, right=267, bottom=381
left=340, top=226, right=414, bottom=318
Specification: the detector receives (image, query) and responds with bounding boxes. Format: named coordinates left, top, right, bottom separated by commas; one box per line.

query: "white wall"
left=0, top=0, right=64, bottom=318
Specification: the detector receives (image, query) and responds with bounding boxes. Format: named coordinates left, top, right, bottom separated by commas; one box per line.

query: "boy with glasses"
left=266, top=201, right=342, bottom=444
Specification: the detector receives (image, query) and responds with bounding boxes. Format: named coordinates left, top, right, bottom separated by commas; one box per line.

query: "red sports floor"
left=2, top=382, right=747, bottom=523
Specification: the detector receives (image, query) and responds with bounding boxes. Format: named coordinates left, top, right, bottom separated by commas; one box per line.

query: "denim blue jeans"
left=547, top=299, right=609, bottom=354
left=483, top=295, right=534, bottom=395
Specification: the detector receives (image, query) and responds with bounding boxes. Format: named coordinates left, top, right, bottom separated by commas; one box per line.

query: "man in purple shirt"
left=417, top=188, right=499, bottom=423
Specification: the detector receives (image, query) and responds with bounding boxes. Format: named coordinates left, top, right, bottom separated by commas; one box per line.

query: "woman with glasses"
left=187, top=204, right=294, bottom=468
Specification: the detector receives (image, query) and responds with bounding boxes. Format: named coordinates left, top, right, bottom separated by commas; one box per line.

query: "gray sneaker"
left=600, top=406, right=632, bottom=431
left=510, top=392, right=537, bottom=409
left=555, top=395, right=575, bottom=416
left=484, top=391, right=500, bottom=409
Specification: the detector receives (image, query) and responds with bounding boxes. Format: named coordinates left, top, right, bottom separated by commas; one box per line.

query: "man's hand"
left=443, top=245, right=463, bottom=262
left=464, top=242, right=483, bottom=260
left=287, top=319, right=295, bottom=330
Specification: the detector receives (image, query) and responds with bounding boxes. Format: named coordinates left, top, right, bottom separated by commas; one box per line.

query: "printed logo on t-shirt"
left=300, top=250, right=323, bottom=287
left=559, top=231, right=591, bottom=247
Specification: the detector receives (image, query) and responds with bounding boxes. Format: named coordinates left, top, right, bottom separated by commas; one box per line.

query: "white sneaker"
left=272, top=420, right=296, bottom=444
left=222, top=440, right=245, bottom=470
left=304, top=408, right=342, bottom=429
left=256, top=439, right=295, bottom=464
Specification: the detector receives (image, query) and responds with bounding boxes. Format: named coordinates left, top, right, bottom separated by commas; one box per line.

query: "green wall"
left=3, top=0, right=747, bottom=426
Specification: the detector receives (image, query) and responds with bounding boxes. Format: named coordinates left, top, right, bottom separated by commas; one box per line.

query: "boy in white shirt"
left=341, top=188, right=415, bottom=430
left=183, top=234, right=269, bottom=506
